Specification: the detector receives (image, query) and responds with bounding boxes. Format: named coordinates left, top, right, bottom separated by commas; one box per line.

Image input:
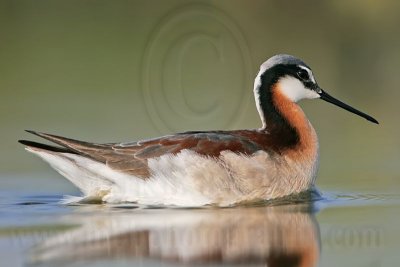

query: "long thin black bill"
left=319, top=90, right=379, bottom=124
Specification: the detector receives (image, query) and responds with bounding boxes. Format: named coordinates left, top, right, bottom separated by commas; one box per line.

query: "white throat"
left=278, top=76, right=320, bottom=102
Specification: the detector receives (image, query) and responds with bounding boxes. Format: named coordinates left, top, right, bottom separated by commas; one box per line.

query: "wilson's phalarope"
left=19, top=54, right=378, bottom=206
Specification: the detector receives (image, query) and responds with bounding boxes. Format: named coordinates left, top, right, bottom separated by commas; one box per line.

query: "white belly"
left=27, top=148, right=318, bottom=207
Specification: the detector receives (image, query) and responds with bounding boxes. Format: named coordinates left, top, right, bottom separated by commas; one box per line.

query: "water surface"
left=1, top=174, right=399, bottom=267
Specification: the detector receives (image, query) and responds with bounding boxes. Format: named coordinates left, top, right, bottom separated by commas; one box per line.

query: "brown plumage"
left=19, top=54, right=378, bottom=206
left=21, top=128, right=300, bottom=179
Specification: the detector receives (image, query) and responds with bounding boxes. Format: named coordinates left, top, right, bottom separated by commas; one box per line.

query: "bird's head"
left=254, top=54, right=378, bottom=124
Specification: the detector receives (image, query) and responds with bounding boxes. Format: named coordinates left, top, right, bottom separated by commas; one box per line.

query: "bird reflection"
left=30, top=204, right=320, bottom=267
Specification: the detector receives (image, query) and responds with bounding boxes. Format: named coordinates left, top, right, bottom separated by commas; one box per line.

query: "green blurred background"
left=0, top=0, right=399, bottom=193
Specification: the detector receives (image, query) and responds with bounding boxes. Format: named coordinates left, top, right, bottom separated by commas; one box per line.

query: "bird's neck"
left=254, top=82, right=318, bottom=155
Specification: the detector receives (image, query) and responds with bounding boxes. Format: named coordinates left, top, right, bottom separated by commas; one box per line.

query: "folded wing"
left=20, top=130, right=264, bottom=179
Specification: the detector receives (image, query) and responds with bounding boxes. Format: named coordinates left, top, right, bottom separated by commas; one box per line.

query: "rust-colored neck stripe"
left=271, top=84, right=315, bottom=153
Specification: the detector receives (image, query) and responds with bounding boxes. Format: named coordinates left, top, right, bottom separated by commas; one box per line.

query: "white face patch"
left=278, top=75, right=320, bottom=102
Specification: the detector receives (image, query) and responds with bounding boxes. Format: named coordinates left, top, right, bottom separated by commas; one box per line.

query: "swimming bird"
left=19, top=54, right=378, bottom=207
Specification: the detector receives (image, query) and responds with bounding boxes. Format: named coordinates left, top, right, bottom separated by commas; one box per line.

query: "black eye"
left=297, top=69, right=310, bottom=81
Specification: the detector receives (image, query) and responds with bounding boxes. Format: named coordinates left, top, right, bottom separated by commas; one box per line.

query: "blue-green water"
left=1, top=174, right=399, bottom=267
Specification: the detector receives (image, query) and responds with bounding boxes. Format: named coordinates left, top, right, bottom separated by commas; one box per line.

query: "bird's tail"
left=19, top=130, right=113, bottom=201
